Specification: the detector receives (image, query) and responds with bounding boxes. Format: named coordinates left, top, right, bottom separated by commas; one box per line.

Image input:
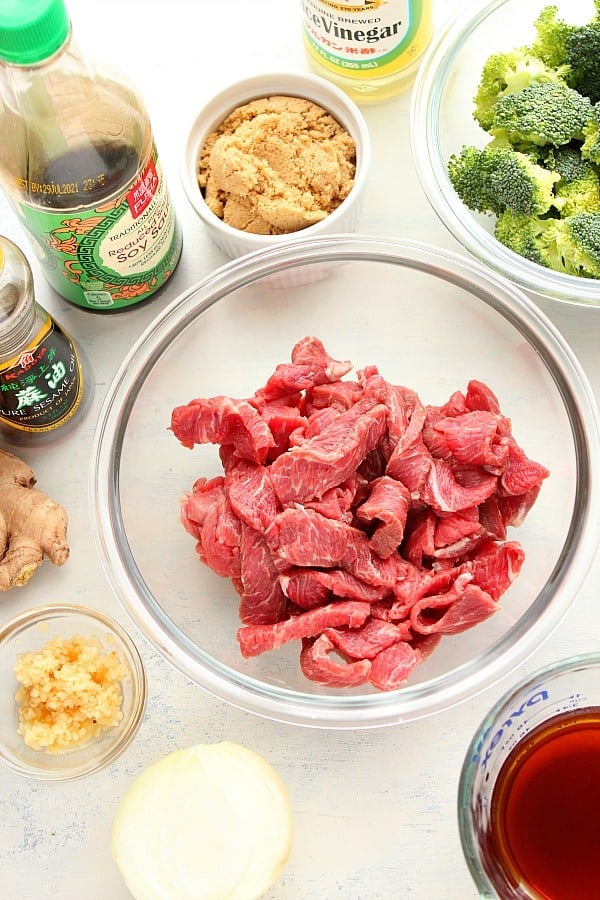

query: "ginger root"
left=0, top=448, right=69, bottom=591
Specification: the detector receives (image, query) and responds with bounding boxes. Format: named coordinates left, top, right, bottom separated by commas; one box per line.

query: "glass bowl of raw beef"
left=90, top=236, right=600, bottom=729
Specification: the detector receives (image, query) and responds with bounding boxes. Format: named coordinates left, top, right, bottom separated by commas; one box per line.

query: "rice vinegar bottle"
left=0, top=0, right=182, bottom=312
left=301, top=0, right=433, bottom=103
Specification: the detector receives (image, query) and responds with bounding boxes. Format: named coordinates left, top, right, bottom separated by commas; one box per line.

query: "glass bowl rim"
left=0, top=603, right=147, bottom=780
left=89, top=234, right=600, bottom=729
left=410, top=0, right=600, bottom=307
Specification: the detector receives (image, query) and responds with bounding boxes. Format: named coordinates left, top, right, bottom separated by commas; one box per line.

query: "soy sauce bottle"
left=0, top=0, right=182, bottom=312
left=0, top=235, right=86, bottom=440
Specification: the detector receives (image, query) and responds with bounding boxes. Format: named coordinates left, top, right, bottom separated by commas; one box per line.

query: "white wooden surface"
left=1, top=1, right=599, bottom=898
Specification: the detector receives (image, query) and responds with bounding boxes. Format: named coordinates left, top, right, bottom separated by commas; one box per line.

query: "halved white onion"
left=112, top=741, right=293, bottom=899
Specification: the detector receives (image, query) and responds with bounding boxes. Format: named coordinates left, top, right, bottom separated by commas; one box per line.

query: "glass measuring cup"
left=458, top=654, right=600, bottom=899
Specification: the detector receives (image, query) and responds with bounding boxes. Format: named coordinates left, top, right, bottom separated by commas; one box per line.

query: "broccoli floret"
left=581, top=104, right=600, bottom=163
left=553, top=154, right=600, bottom=215
left=543, top=212, right=600, bottom=276
left=565, top=22, right=600, bottom=104
left=490, top=81, right=593, bottom=147
left=448, top=145, right=560, bottom=216
left=532, top=5, right=575, bottom=69
left=533, top=2, right=600, bottom=103
left=495, top=210, right=600, bottom=277
left=448, top=146, right=498, bottom=214
left=545, top=144, right=589, bottom=180
left=472, top=47, right=571, bottom=131
left=494, top=209, right=552, bottom=265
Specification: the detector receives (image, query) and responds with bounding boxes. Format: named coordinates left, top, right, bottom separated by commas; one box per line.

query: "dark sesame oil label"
left=0, top=317, right=84, bottom=431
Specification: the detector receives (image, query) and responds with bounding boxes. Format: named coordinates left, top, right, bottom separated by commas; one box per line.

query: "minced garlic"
left=14, top=634, right=127, bottom=755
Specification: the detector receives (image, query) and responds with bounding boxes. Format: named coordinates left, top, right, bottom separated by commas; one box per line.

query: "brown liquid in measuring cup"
left=34, top=142, right=140, bottom=209
left=488, top=708, right=600, bottom=899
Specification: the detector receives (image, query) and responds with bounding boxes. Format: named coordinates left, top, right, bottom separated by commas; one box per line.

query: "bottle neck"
left=0, top=239, right=37, bottom=359
left=0, top=30, right=92, bottom=114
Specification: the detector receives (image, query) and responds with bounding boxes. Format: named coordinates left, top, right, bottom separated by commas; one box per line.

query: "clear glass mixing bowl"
left=411, top=0, right=600, bottom=307
left=90, top=236, right=600, bottom=728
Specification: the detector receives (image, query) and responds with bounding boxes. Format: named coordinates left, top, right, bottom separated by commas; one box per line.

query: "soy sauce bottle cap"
left=0, top=0, right=69, bottom=65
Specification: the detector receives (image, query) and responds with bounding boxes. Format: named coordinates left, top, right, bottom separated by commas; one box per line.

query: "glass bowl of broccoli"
left=411, top=0, right=600, bottom=307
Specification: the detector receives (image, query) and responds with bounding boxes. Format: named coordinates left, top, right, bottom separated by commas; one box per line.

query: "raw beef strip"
left=325, top=618, right=411, bottom=660
left=206, top=497, right=243, bottom=579
left=386, top=387, right=426, bottom=452
left=434, top=507, right=481, bottom=550
left=421, top=458, right=498, bottom=513
left=420, top=565, right=467, bottom=597
left=303, top=380, right=360, bottom=413
left=269, top=399, right=388, bottom=504
left=465, top=379, right=502, bottom=414
left=411, top=631, right=442, bottom=662
left=369, top=642, right=419, bottom=691
left=422, top=407, right=453, bottom=460
left=402, top=510, right=437, bottom=567
left=300, top=635, right=372, bottom=687
left=303, top=477, right=358, bottom=523
left=500, top=439, right=550, bottom=496
left=389, top=560, right=434, bottom=614
left=297, top=406, right=341, bottom=442
left=182, top=478, right=242, bottom=579
left=259, top=402, right=307, bottom=459
left=237, top=525, right=288, bottom=625
left=266, top=507, right=400, bottom=588
left=410, top=573, right=498, bottom=635
left=468, top=540, right=525, bottom=601
left=430, top=410, right=509, bottom=471
left=279, top=568, right=384, bottom=608
left=478, top=496, right=508, bottom=541
left=225, top=459, right=279, bottom=533
left=438, top=391, right=468, bottom=417
left=255, top=336, right=353, bottom=402
left=291, top=335, right=352, bottom=374
left=432, top=529, right=487, bottom=561
left=371, top=562, right=462, bottom=623
left=279, top=570, right=331, bottom=609
left=385, top=435, right=432, bottom=494
left=355, top=476, right=412, bottom=558
left=180, top=476, right=225, bottom=540
left=171, top=395, right=275, bottom=464
left=497, top=484, right=542, bottom=528
left=237, top=600, right=371, bottom=657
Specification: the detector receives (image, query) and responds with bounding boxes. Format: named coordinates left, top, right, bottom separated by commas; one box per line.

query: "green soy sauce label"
left=14, top=145, right=182, bottom=311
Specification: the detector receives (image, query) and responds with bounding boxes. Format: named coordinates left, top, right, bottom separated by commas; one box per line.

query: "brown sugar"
left=198, top=95, right=356, bottom=234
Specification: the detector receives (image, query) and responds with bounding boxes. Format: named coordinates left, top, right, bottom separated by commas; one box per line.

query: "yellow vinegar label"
left=302, top=0, right=429, bottom=79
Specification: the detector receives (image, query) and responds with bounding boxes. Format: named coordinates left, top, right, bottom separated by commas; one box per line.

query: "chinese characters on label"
left=0, top=321, right=83, bottom=432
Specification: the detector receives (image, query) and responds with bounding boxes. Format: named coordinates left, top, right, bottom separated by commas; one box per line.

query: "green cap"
left=0, top=0, right=69, bottom=65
